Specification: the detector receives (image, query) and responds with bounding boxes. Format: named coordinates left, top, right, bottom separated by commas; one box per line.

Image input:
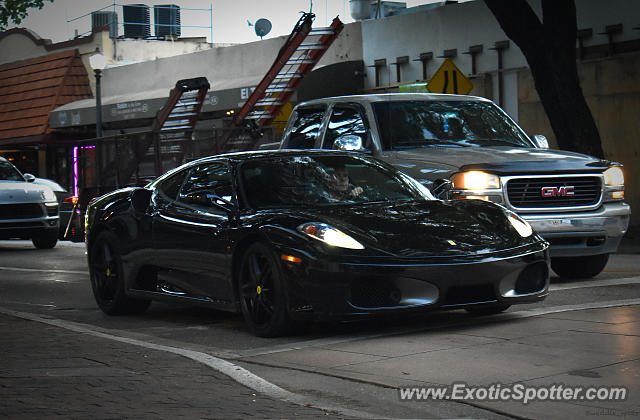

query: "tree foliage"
left=484, top=0, right=604, bottom=158
left=0, top=0, right=53, bottom=30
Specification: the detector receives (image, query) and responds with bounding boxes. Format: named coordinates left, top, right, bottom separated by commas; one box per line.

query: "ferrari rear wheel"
left=466, top=303, right=511, bottom=315
left=238, top=242, right=291, bottom=337
left=90, top=231, right=151, bottom=315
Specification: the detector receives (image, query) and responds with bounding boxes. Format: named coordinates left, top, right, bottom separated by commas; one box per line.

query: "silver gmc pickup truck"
left=278, top=93, right=630, bottom=278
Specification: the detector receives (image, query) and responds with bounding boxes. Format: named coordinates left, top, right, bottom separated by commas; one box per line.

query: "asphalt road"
left=1, top=239, right=639, bottom=419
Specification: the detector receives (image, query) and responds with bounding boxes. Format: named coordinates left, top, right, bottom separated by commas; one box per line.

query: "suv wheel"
left=32, top=230, right=58, bottom=249
left=551, top=254, right=610, bottom=279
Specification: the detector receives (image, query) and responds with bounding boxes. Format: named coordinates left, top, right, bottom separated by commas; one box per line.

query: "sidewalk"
left=0, top=313, right=337, bottom=419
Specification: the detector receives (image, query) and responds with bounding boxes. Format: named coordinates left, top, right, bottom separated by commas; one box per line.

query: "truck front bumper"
left=521, top=202, right=630, bottom=257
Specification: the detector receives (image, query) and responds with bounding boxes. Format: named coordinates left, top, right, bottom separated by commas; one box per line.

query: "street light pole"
left=94, top=68, right=102, bottom=138
left=89, top=48, right=107, bottom=139
left=89, top=48, right=107, bottom=193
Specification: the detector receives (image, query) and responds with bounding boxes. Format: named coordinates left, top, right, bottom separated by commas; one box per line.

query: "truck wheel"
left=551, top=254, right=609, bottom=279
left=466, top=303, right=511, bottom=315
left=32, top=230, right=58, bottom=249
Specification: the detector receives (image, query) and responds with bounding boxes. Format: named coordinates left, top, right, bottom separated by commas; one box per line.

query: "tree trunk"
left=484, top=0, right=604, bottom=158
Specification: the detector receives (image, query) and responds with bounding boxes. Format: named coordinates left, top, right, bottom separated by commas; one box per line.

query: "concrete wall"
left=100, top=22, right=363, bottom=103
left=518, top=51, right=640, bottom=228
left=113, top=38, right=213, bottom=63
left=0, top=30, right=48, bottom=64
left=358, top=0, right=640, bottom=120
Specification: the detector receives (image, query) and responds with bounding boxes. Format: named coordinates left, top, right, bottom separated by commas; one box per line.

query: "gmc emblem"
left=541, top=186, right=575, bottom=197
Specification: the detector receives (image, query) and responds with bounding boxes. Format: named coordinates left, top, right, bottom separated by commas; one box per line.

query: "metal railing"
left=71, top=126, right=278, bottom=207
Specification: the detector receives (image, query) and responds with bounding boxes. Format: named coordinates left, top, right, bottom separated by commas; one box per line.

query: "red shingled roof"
left=0, top=49, right=92, bottom=141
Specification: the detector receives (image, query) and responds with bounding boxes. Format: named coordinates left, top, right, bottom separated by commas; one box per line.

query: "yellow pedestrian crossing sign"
left=426, top=59, right=473, bottom=95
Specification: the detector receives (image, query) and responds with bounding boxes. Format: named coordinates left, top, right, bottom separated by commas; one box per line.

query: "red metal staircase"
left=235, top=12, right=344, bottom=128
left=149, top=77, right=210, bottom=171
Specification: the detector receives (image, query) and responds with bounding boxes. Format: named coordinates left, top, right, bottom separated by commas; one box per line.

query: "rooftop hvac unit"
left=91, top=11, right=118, bottom=38
left=123, top=4, right=150, bottom=38
left=154, top=5, right=181, bottom=37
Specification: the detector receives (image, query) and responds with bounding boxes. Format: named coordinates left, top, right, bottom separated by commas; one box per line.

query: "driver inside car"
left=326, top=165, right=363, bottom=200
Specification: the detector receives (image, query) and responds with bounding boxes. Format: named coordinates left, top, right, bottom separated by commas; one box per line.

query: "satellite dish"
left=254, top=18, right=272, bottom=39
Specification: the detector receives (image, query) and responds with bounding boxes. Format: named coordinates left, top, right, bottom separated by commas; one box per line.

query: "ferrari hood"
left=298, top=200, right=534, bottom=257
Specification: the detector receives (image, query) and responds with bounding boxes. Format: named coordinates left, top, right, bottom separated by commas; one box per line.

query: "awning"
left=49, top=76, right=264, bottom=129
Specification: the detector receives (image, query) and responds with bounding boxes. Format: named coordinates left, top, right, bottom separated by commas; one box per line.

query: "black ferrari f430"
left=85, top=150, right=549, bottom=336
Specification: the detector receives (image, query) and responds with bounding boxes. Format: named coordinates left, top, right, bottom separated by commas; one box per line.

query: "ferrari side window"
left=178, top=161, right=234, bottom=208
left=157, top=169, right=188, bottom=201
left=283, top=106, right=326, bottom=149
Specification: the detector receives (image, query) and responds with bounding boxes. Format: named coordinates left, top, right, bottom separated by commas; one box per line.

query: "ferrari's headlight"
left=297, top=222, right=364, bottom=250
left=604, top=166, right=624, bottom=186
left=506, top=211, right=533, bottom=238
left=451, top=171, right=501, bottom=190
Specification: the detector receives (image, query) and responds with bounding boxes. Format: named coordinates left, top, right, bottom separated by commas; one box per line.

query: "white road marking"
left=0, top=306, right=380, bottom=419
left=549, top=276, right=640, bottom=291
left=235, top=298, right=640, bottom=358
left=0, top=266, right=88, bottom=275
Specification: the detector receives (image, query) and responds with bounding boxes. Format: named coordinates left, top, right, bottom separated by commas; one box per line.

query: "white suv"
left=0, top=157, right=59, bottom=249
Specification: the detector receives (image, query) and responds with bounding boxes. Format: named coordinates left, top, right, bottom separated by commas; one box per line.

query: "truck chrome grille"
left=0, top=203, right=45, bottom=219
left=506, top=176, right=601, bottom=209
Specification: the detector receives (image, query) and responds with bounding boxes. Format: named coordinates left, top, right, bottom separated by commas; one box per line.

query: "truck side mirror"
left=333, top=135, right=365, bottom=151
left=431, top=179, right=453, bottom=199
left=533, top=135, right=549, bottom=149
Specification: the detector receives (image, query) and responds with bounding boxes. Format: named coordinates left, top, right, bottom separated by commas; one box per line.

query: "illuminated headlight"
left=297, top=222, right=364, bottom=250
left=506, top=211, right=533, bottom=238
left=604, top=166, right=624, bottom=186
left=603, top=166, right=625, bottom=201
left=451, top=171, right=501, bottom=190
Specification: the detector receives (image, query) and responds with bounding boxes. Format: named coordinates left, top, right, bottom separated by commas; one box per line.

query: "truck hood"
left=0, top=181, right=49, bottom=204
left=380, top=146, right=610, bottom=180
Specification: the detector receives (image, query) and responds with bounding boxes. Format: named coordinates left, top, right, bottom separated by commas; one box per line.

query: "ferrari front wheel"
left=90, top=231, right=151, bottom=315
left=238, top=242, right=291, bottom=337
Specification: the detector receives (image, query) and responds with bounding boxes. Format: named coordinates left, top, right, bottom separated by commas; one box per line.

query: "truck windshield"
left=372, top=100, right=533, bottom=150
left=0, top=160, right=24, bottom=181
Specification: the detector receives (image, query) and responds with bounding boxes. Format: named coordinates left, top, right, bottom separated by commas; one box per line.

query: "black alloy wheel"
left=90, top=231, right=150, bottom=315
left=238, top=242, right=291, bottom=337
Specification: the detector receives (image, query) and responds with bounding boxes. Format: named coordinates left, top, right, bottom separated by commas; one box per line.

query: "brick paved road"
left=0, top=314, right=340, bottom=419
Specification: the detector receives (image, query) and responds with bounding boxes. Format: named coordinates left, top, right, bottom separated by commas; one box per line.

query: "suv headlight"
left=41, top=188, right=57, bottom=203
left=450, top=171, right=503, bottom=202
left=603, top=166, right=624, bottom=201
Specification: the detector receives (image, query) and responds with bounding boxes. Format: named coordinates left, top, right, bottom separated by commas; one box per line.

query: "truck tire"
left=551, top=254, right=609, bottom=279
left=32, top=230, right=58, bottom=249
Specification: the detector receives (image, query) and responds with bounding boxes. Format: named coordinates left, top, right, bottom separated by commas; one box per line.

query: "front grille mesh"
left=506, top=176, right=601, bottom=209
left=0, top=203, right=44, bottom=219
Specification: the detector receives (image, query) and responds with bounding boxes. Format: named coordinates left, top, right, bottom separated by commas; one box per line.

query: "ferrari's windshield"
left=373, top=100, right=533, bottom=149
left=241, top=155, right=431, bottom=209
left=0, top=160, right=24, bottom=181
